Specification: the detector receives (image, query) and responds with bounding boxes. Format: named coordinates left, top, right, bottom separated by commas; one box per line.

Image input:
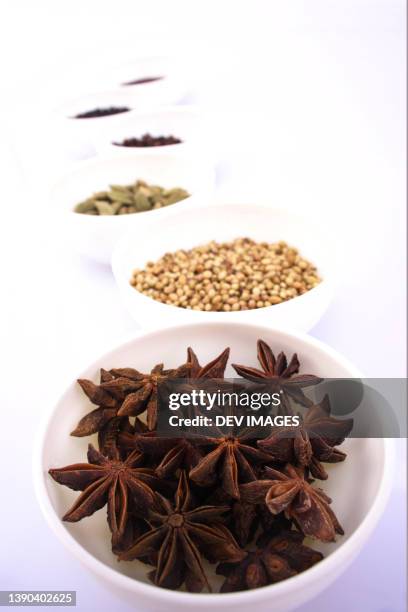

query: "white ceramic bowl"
left=94, top=106, right=208, bottom=158
left=97, top=56, right=190, bottom=107
left=34, top=322, right=394, bottom=612
left=49, top=153, right=215, bottom=264
left=112, top=203, right=334, bottom=332
left=52, top=90, right=139, bottom=151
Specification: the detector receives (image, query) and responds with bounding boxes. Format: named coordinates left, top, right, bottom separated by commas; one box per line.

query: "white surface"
left=0, top=1, right=406, bottom=611
left=112, top=204, right=334, bottom=331
left=35, top=323, right=392, bottom=611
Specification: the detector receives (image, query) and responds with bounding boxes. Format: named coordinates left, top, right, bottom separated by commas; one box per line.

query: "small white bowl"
left=52, top=90, right=138, bottom=150
left=34, top=322, right=394, bottom=612
left=49, top=153, right=215, bottom=264
left=98, top=56, right=191, bottom=107
left=112, top=203, right=334, bottom=332
left=94, top=106, right=207, bottom=158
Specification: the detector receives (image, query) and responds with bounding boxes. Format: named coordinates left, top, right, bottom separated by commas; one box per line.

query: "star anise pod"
left=203, top=485, right=293, bottom=548
left=111, top=498, right=150, bottom=554
left=97, top=415, right=134, bottom=460
left=70, top=369, right=140, bottom=437
left=48, top=444, right=165, bottom=550
left=216, top=530, right=323, bottom=592
left=189, top=429, right=273, bottom=499
left=232, top=339, right=322, bottom=410
left=119, top=472, right=245, bottom=592
left=240, top=464, right=344, bottom=542
left=116, top=417, right=150, bottom=454
left=256, top=509, right=293, bottom=547
left=231, top=502, right=294, bottom=548
left=115, top=362, right=191, bottom=430
left=153, top=438, right=203, bottom=479
left=230, top=500, right=259, bottom=547
left=257, top=395, right=353, bottom=479
left=71, top=361, right=190, bottom=436
left=120, top=428, right=203, bottom=479
left=187, top=347, right=230, bottom=378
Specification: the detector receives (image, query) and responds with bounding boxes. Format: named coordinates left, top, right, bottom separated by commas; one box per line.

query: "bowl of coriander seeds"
left=112, top=203, right=334, bottom=331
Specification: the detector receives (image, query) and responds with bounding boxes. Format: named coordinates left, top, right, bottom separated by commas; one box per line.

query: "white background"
left=0, top=1, right=406, bottom=611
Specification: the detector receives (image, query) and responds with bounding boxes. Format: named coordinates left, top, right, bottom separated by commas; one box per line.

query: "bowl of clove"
left=112, top=203, right=334, bottom=332
left=35, top=321, right=393, bottom=612
left=49, top=152, right=215, bottom=264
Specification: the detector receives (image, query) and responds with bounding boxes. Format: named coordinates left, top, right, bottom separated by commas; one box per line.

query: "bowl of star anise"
left=35, top=322, right=393, bottom=612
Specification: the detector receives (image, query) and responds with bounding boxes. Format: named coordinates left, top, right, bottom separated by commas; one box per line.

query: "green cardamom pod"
left=74, top=200, right=96, bottom=213
left=110, top=201, right=123, bottom=215
left=134, top=192, right=151, bottom=211
left=109, top=190, right=134, bottom=205
left=94, top=200, right=114, bottom=215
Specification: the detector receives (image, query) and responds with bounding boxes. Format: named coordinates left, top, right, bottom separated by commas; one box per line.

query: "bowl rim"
left=33, top=321, right=395, bottom=606
left=48, top=152, right=215, bottom=220
left=111, top=202, right=333, bottom=315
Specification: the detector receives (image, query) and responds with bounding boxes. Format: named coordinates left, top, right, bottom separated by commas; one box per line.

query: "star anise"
left=97, top=415, right=134, bottom=460
left=240, top=465, right=344, bottom=542
left=216, top=530, right=323, bottom=592
left=71, top=361, right=190, bottom=436
left=48, top=444, right=165, bottom=550
left=115, top=363, right=191, bottom=430
left=120, top=428, right=203, bottom=479
left=189, top=429, right=273, bottom=499
left=187, top=347, right=230, bottom=378
left=203, top=487, right=291, bottom=547
left=257, top=395, right=353, bottom=479
left=115, top=416, right=150, bottom=454
left=232, top=501, right=295, bottom=548
left=119, top=471, right=245, bottom=592
left=50, top=343, right=347, bottom=593
left=111, top=498, right=150, bottom=554
left=232, top=339, right=322, bottom=410
left=70, top=369, right=139, bottom=436
left=151, top=438, right=202, bottom=479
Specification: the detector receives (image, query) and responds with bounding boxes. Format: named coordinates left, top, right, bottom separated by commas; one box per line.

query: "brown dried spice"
left=49, top=340, right=350, bottom=592
left=257, top=395, right=354, bottom=479
left=216, top=530, right=323, bottom=592
left=232, top=339, right=322, bottom=411
left=48, top=444, right=164, bottom=552
left=119, top=472, right=245, bottom=592
left=71, top=361, right=190, bottom=436
left=240, top=464, right=344, bottom=542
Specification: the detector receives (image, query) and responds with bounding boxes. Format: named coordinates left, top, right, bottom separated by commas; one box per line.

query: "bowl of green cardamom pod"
left=49, top=153, right=215, bottom=264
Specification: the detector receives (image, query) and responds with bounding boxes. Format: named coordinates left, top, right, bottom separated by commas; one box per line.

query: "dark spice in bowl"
left=113, top=133, right=182, bottom=148
left=48, top=340, right=351, bottom=593
left=122, top=76, right=164, bottom=86
left=73, top=106, right=130, bottom=119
